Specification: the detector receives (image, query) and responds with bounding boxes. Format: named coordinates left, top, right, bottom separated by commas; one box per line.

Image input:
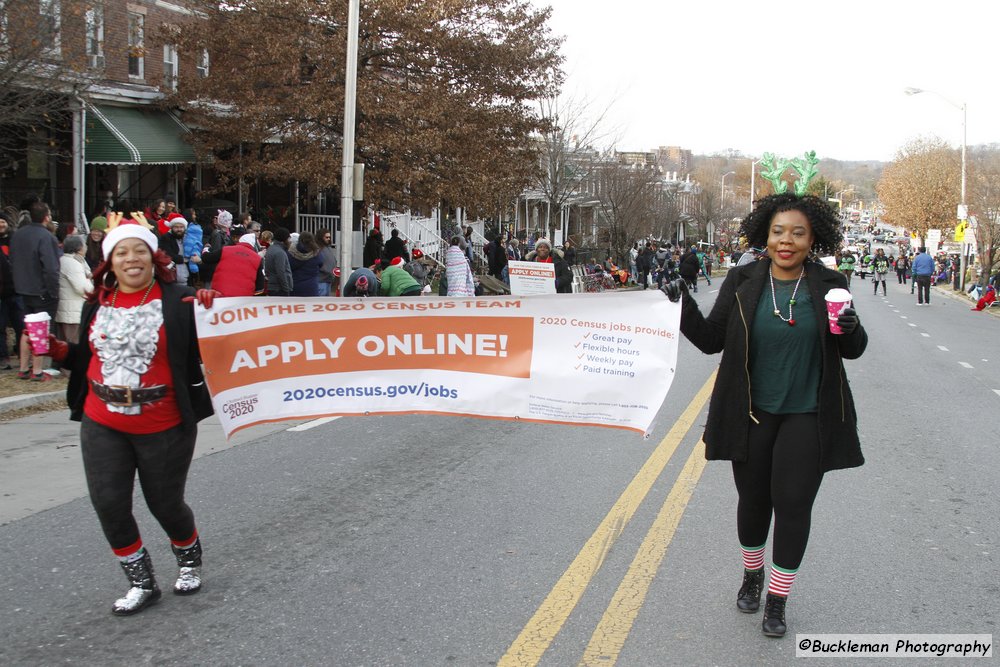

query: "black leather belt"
left=90, top=381, right=167, bottom=407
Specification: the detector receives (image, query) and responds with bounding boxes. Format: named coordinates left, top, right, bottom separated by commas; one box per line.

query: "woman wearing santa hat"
left=47, top=218, right=215, bottom=616
left=374, top=256, right=422, bottom=296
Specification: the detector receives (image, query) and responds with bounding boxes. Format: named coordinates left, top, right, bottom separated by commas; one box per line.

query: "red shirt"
left=84, top=283, right=182, bottom=434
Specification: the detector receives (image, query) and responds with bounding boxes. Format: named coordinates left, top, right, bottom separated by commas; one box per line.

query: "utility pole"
left=339, top=0, right=361, bottom=275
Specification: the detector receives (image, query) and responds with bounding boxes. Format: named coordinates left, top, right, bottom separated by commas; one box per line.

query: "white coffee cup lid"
left=825, top=288, right=852, bottom=302
left=24, top=312, right=51, bottom=323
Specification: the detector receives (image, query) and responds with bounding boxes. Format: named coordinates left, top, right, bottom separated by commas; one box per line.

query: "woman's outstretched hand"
left=47, top=335, right=69, bottom=363
left=181, top=289, right=223, bottom=309
left=662, top=278, right=688, bottom=303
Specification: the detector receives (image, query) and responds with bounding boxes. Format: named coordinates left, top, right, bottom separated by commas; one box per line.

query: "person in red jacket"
left=198, top=233, right=264, bottom=297
left=971, top=284, right=996, bottom=310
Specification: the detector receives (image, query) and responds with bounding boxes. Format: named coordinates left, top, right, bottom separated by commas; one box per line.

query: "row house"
left=0, top=0, right=257, bottom=228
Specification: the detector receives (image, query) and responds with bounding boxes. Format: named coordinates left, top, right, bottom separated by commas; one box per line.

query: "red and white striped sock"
left=767, top=564, right=797, bottom=597
left=740, top=543, right=766, bottom=571
left=113, top=538, right=145, bottom=563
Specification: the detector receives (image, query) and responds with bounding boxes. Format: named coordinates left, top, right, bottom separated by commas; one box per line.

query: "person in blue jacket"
left=910, top=246, right=935, bottom=305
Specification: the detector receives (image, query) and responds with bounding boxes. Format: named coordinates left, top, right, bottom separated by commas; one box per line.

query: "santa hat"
left=102, top=222, right=159, bottom=259
left=168, top=216, right=189, bottom=229
left=389, top=256, right=405, bottom=267
left=238, top=233, right=257, bottom=246
left=166, top=212, right=185, bottom=222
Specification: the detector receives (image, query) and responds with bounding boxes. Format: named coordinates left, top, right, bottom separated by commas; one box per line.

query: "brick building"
left=0, top=0, right=222, bottom=228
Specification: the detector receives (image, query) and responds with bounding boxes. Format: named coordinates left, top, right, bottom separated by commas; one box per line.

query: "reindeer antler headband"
left=759, top=150, right=820, bottom=197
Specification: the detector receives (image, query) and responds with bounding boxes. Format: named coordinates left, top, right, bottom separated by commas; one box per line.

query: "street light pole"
left=716, top=171, right=735, bottom=246
left=749, top=159, right=760, bottom=212
left=904, top=86, right=969, bottom=289
left=720, top=171, right=735, bottom=210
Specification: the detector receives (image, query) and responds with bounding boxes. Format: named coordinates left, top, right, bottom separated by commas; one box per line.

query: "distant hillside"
left=818, top=158, right=885, bottom=203
left=689, top=153, right=885, bottom=204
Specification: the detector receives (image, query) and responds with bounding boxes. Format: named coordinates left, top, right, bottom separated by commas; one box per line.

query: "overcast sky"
left=532, top=0, right=998, bottom=162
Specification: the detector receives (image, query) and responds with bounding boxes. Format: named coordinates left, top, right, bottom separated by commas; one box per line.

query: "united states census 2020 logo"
left=222, top=394, right=259, bottom=418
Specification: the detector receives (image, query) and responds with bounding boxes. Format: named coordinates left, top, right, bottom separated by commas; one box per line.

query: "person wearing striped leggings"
left=666, top=190, right=868, bottom=637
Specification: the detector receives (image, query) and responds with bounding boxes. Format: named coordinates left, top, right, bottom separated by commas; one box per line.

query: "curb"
left=930, top=284, right=1000, bottom=317
left=0, top=390, right=64, bottom=415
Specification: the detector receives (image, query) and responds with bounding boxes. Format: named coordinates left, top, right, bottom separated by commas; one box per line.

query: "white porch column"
left=72, top=98, right=86, bottom=230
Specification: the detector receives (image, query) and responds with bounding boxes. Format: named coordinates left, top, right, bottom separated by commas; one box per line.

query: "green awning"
left=85, top=104, right=198, bottom=165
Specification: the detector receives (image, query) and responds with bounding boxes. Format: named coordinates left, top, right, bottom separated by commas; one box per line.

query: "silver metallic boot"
left=171, top=538, right=202, bottom=595
left=111, top=549, right=162, bottom=615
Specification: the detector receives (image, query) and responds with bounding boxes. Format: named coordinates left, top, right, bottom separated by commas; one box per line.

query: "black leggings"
left=80, top=416, right=198, bottom=551
left=732, top=411, right=823, bottom=571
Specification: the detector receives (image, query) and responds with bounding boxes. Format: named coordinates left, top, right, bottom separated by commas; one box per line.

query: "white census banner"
left=194, top=291, right=681, bottom=438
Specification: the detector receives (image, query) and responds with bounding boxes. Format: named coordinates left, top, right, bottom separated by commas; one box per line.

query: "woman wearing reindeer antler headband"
left=664, top=152, right=868, bottom=638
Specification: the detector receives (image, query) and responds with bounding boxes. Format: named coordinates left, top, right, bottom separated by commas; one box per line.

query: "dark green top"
left=749, top=277, right=821, bottom=413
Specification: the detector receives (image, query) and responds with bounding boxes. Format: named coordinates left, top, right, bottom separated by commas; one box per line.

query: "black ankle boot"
left=111, top=549, right=162, bottom=615
left=761, top=593, right=787, bottom=637
left=171, top=538, right=203, bottom=595
left=736, top=568, right=764, bottom=613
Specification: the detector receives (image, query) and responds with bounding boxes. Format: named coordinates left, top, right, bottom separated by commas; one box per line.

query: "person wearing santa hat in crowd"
left=159, top=217, right=190, bottom=285
left=374, top=256, right=422, bottom=296
left=198, top=232, right=264, bottom=297
left=403, top=247, right=434, bottom=289
left=46, top=219, right=216, bottom=616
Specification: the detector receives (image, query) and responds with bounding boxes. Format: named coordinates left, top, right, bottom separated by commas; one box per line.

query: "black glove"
left=662, top=278, right=688, bottom=303
left=836, top=307, right=860, bottom=334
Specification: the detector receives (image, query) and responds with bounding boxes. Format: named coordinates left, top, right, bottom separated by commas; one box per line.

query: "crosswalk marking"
left=959, top=362, right=974, bottom=369
left=938, top=346, right=949, bottom=352
left=908, top=323, right=916, bottom=327
left=994, top=390, right=1000, bottom=399
left=921, top=333, right=931, bottom=337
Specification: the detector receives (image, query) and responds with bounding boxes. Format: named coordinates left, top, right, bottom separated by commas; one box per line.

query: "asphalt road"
left=1, top=278, right=996, bottom=666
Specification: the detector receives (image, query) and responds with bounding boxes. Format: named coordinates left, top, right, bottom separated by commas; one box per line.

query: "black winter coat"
left=64, top=281, right=214, bottom=429
left=678, top=251, right=700, bottom=279
left=679, top=259, right=867, bottom=473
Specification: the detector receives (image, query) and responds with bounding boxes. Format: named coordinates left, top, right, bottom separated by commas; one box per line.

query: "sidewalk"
left=0, top=389, right=64, bottom=413
left=0, top=408, right=315, bottom=526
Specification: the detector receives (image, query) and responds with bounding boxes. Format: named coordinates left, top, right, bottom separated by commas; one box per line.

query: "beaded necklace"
left=111, top=278, right=156, bottom=308
left=769, top=267, right=805, bottom=326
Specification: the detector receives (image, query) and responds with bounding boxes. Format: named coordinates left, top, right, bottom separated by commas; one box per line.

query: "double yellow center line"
left=499, top=371, right=716, bottom=667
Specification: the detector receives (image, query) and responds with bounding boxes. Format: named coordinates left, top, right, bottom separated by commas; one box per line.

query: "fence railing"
left=298, top=214, right=340, bottom=236
left=381, top=211, right=448, bottom=267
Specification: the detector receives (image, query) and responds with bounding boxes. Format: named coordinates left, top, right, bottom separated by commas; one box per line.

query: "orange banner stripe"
left=200, top=316, right=535, bottom=395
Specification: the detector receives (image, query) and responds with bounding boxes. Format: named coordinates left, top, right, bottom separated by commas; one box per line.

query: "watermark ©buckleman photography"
left=795, top=634, right=992, bottom=658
